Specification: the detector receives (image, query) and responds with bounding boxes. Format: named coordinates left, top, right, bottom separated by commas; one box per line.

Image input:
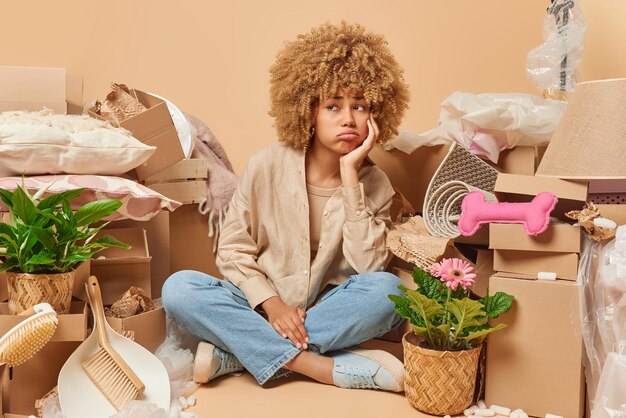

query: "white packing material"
left=385, top=92, right=565, bottom=163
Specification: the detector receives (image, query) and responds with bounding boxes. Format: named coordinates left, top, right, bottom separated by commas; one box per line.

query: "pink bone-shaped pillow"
left=458, top=191, right=558, bottom=236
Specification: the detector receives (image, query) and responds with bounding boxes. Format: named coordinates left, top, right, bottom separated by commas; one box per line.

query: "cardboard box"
left=70, top=259, right=91, bottom=302
left=88, top=228, right=152, bottom=305
left=492, top=146, right=544, bottom=176
left=485, top=273, right=585, bottom=418
left=0, top=300, right=87, bottom=342
left=104, top=211, right=171, bottom=300
left=88, top=89, right=185, bottom=180
left=494, top=173, right=588, bottom=220
left=0, top=66, right=83, bottom=115
left=489, top=223, right=581, bottom=253
left=0, top=66, right=65, bottom=114
left=169, top=204, right=220, bottom=282
left=2, top=342, right=80, bottom=416
left=493, top=249, right=579, bottom=281
left=473, top=249, right=495, bottom=297
left=597, top=204, right=626, bottom=226
left=106, top=305, right=166, bottom=353
left=370, top=144, right=450, bottom=212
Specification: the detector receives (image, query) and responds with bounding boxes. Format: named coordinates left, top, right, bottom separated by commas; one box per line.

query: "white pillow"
left=0, top=109, right=156, bottom=175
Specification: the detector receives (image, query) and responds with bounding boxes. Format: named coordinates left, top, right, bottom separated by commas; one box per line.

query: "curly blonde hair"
left=269, top=22, right=410, bottom=150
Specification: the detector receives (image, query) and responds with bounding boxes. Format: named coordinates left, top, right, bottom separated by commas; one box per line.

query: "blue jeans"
left=162, top=270, right=404, bottom=385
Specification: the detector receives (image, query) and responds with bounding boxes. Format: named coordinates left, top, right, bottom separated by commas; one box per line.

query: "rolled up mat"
left=425, top=181, right=496, bottom=237
left=423, top=143, right=499, bottom=238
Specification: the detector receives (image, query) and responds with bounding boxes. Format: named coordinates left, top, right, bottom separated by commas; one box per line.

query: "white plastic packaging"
left=538, top=271, right=557, bottom=281
left=464, top=405, right=479, bottom=416
left=490, top=405, right=511, bottom=415
left=155, top=319, right=199, bottom=401
left=385, top=92, right=566, bottom=163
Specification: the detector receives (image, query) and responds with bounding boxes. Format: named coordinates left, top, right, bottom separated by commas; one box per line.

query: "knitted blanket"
left=185, top=113, right=238, bottom=250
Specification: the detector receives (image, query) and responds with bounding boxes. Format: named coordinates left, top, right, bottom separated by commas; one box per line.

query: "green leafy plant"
left=389, top=258, right=513, bottom=351
left=0, top=184, right=130, bottom=274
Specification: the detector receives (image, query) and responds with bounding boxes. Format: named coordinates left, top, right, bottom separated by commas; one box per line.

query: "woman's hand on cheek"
left=340, top=116, right=379, bottom=186
left=262, top=296, right=309, bottom=350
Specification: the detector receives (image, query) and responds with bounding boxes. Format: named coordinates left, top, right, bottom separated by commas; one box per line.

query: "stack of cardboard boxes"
left=485, top=173, right=588, bottom=417
left=0, top=66, right=218, bottom=417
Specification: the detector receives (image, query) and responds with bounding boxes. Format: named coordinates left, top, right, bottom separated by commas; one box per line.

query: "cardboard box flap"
left=495, top=173, right=588, bottom=201
left=92, top=228, right=150, bottom=260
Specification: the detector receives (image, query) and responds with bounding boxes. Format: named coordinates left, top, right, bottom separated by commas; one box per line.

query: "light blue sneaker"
left=193, top=341, right=244, bottom=383
left=330, top=348, right=405, bottom=392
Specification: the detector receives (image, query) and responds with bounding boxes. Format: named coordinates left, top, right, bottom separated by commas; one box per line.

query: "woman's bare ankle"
left=284, top=351, right=334, bottom=384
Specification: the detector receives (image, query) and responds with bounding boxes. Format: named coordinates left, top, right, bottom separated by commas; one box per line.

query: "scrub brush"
left=0, top=303, right=58, bottom=366
left=81, top=276, right=145, bottom=411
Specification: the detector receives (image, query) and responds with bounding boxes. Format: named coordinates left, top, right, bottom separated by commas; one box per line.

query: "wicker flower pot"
left=402, top=332, right=482, bottom=415
left=6, top=271, right=75, bottom=314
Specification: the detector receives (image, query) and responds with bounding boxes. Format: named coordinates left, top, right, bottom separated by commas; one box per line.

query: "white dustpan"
left=58, top=277, right=170, bottom=417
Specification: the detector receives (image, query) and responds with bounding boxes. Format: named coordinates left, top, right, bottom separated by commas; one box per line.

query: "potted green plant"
left=0, top=184, right=130, bottom=314
left=389, top=258, right=514, bottom=415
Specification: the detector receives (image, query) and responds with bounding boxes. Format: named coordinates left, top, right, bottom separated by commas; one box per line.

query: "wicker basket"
left=6, top=271, right=74, bottom=314
left=402, top=332, right=482, bottom=415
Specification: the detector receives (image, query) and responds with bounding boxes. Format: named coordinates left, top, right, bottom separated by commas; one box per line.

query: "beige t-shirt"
left=307, top=183, right=339, bottom=261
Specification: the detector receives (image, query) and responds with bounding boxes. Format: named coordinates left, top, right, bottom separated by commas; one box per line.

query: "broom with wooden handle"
left=82, top=276, right=145, bottom=411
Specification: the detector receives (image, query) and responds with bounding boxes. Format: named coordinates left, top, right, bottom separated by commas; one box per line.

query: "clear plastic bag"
left=526, top=0, right=587, bottom=92
left=155, top=319, right=199, bottom=401
left=580, top=227, right=626, bottom=417
left=593, top=352, right=626, bottom=418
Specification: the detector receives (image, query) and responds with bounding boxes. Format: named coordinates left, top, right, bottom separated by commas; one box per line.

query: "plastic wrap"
left=155, top=319, right=198, bottom=401
left=526, top=0, right=586, bottom=92
left=580, top=227, right=626, bottom=417
left=385, top=92, right=565, bottom=162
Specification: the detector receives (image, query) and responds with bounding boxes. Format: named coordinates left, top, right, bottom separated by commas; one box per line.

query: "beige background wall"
left=1, top=0, right=623, bottom=205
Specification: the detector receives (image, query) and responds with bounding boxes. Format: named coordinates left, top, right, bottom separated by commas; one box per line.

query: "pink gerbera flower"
left=430, top=258, right=476, bottom=291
